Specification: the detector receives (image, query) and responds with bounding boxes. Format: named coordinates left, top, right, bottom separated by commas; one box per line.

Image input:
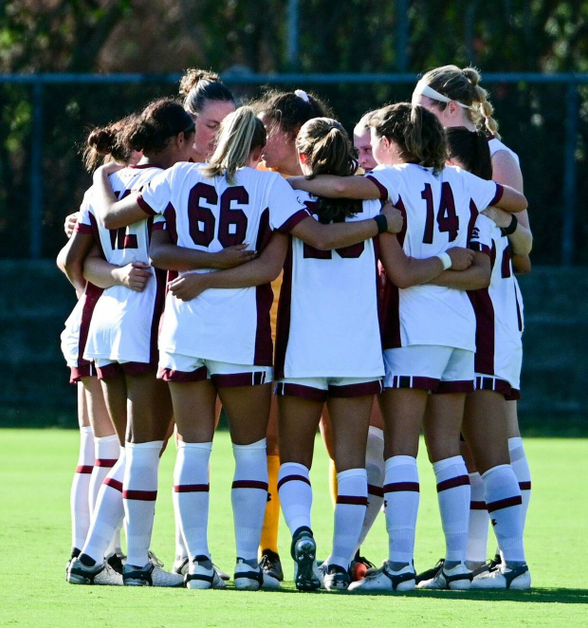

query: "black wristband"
left=501, top=213, right=518, bottom=236
left=374, top=214, right=388, bottom=234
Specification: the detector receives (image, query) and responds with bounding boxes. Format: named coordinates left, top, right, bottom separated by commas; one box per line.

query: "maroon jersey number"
left=218, top=186, right=249, bottom=247
left=421, top=182, right=459, bottom=244
left=109, top=189, right=138, bottom=250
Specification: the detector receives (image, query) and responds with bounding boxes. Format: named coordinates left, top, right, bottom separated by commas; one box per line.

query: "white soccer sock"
left=173, top=441, right=212, bottom=560
left=433, top=455, right=471, bottom=564
left=278, top=462, right=312, bottom=535
left=71, top=425, right=94, bottom=552
left=357, top=427, right=385, bottom=548
left=482, top=464, right=525, bottom=563
left=89, top=434, right=120, bottom=514
left=508, top=437, right=531, bottom=531
left=384, top=455, right=419, bottom=564
left=231, top=439, right=268, bottom=561
left=123, top=441, right=163, bottom=567
left=175, top=519, right=188, bottom=561
left=466, top=471, right=489, bottom=564
left=329, top=468, right=368, bottom=569
left=81, top=449, right=126, bottom=563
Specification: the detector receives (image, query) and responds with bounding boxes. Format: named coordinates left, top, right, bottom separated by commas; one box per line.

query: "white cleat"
left=417, top=561, right=472, bottom=590
left=471, top=563, right=531, bottom=590
left=173, top=555, right=190, bottom=576
left=185, top=556, right=226, bottom=590
left=234, top=557, right=280, bottom=591
left=323, top=565, right=351, bottom=591
left=67, top=557, right=123, bottom=585
left=348, top=561, right=415, bottom=592
left=123, top=560, right=184, bottom=587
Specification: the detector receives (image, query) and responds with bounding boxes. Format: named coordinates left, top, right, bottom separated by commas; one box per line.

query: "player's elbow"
left=102, top=214, right=118, bottom=230
left=471, top=268, right=491, bottom=290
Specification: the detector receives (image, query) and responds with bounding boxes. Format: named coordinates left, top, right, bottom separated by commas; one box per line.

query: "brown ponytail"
left=296, top=117, right=362, bottom=224
left=83, top=114, right=136, bottom=173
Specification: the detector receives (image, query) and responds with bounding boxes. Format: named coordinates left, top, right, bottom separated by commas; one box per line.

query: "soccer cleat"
left=416, top=558, right=444, bottom=584
left=348, top=561, right=416, bottom=592
left=323, top=564, right=351, bottom=591
left=417, top=562, right=472, bottom=590
left=260, top=548, right=284, bottom=582
left=173, top=555, right=189, bottom=576
left=291, top=528, right=321, bottom=592
left=122, top=560, right=184, bottom=587
left=234, top=557, right=280, bottom=591
left=67, top=557, right=123, bottom=585
left=471, top=553, right=502, bottom=578
left=350, top=550, right=376, bottom=581
left=471, top=563, right=530, bottom=590
left=106, top=551, right=126, bottom=575
left=185, top=555, right=226, bottom=590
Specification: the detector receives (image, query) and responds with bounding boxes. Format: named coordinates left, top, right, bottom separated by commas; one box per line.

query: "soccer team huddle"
left=59, top=63, right=534, bottom=594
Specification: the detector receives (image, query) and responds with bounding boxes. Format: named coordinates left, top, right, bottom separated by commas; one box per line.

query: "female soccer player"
left=288, top=102, right=527, bottom=592
left=67, top=99, right=198, bottom=587
left=91, top=105, right=403, bottom=591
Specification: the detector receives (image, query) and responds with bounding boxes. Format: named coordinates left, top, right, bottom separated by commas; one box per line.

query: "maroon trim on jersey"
left=470, top=241, right=492, bottom=256
left=69, top=363, right=97, bottom=384
left=437, top=475, right=470, bottom=492
left=254, top=208, right=274, bottom=366
left=157, top=365, right=208, bottom=383
left=96, top=360, right=156, bottom=380
left=365, top=175, right=388, bottom=201
left=276, top=208, right=311, bottom=233
left=211, top=371, right=269, bottom=388
left=148, top=268, right=167, bottom=368
left=368, top=484, right=384, bottom=498
left=129, top=164, right=164, bottom=170
left=385, top=375, right=439, bottom=391
left=383, top=482, right=420, bottom=493
left=277, top=474, right=311, bottom=490
left=490, top=183, right=504, bottom=206
left=104, top=478, right=123, bottom=492
left=151, top=222, right=165, bottom=231
left=137, top=194, right=157, bottom=216
left=514, top=283, right=523, bottom=333
left=95, top=458, right=117, bottom=468
left=174, top=484, right=210, bottom=493
left=505, top=387, right=520, bottom=401
left=329, top=380, right=383, bottom=398
left=74, top=223, right=92, bottom=235
left=274, top=239, right=294, bottom=380
left=435, top=379, right=474, bottom=394
left=468, top=286, right=495, bottom=376
left=337, top=495, right=368, bottom=506
left=380, top=197, right=407, bottom=350
left=123, top=489, right=158, bottom=501
left=274, top=381, right=328, bottom=403
left=76, top=281, right=104, bottom=374
left=466, top=200, right=479, bottom=247
left=487, top=495, right=522, bottom=513
left=76, top=465, right=93, bottom=474
left=163, top=202, right=178, bottom=243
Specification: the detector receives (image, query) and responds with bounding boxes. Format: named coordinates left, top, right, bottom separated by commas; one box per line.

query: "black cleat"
left=260, top=548, right=284, bottom=582
left=416, top=557, right=444, bottom=584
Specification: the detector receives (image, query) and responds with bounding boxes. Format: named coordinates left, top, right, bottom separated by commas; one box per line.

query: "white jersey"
left=275, top=191, right=384, bottom=379
left=138, top=163, right=310, bottom=366
left=82, top=165, right=166, bottom=365
left=367, top=163, right=500, bottom=351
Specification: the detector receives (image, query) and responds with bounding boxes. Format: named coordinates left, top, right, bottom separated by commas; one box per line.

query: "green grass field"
left=1, top=429, right=586, bottom=628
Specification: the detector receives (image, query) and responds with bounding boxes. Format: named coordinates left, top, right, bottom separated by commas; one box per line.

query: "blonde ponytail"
left=201, top=106, right=266, bottom=184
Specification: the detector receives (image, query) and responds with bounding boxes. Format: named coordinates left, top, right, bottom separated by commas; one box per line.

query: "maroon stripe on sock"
left=470, top=500, right=487, bottom=510
left=277, top=474, right=311, bottom=490
left=104, top=478, right=123, bottom=492
left=173, top=484, right=210, bottom=493
left=487, top=495, right=522, bottom=513
left=383, top=482, right=419, bottom=493
left=519, top=481, right=531, bottom=491
left=123, top=489, right=158, bottom=501
left=337, top=495, right=368, bottom=506
left=437, top=475, right=470, bottom=492
left=76, top=465, right=93, bottom=474
left=232, top=480, right=269, bottom=491
left=95, top=458, right=117, bottom=468
left=368, top=484, right=384, bottom=497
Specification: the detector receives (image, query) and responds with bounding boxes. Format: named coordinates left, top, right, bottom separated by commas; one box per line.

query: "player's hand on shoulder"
left=380, top=202, right=404, bottom=234
left=64, top=212, right=79, bottom=238
left=169, top=272, right=207, bottom=302
left=482, top=206, right=511, bottom=228
left=214, top=244, right=257, bottom=269
left=446, top=247, right=475, bottom=271
left=115, top=261, right=152, bottom=292
left=93, top=161, right=124, bottom=182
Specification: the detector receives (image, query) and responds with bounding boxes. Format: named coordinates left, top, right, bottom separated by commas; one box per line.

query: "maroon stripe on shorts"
left=174, top=484, right=210, bottom=493
left=157, top=365, right=208, bottom=383
left=505, top=388, right=521, bottom=401
left=368, top=484, right=384, bottom=498
left=76, top=465, right=93, bottom=474
left=519, top=481, right=531, bottom=491
left=436, top=475, right=470, bottom=492
left=469, top=286, right=496, bottom=376
left=231, top=480, right=269, bottom=491
left=123, top=489, right=158, bottom=501
left=274, top=382, right=328, bottom=402
left=69, top=364, right=94, bottom=384
left=212, top=372, right=266, bottom=388
left=329, top=380, right=383, bottom=398
left=254, top=208, right=274, bottom=367
left=383, top=482, right=419, bottom=493
left=277, top=475, right=311, bottom=490
left=487, top=495, right=522, bottom=512
left=96, top=362, right=122, bottom=380
left=387, top=375, right=439, bottom=391
left=104, top=478, right=123, bottom=492
left=470, top=500, right=487, bottom=510
left=337, top=495, right=368, bottom=506
left=274, top=241, right=293, bottom=380
left=95, top=458, right=117, bottom=468
left=435, top=380, right=474, bottom=394
left=149, top=268, right=167, bottom=367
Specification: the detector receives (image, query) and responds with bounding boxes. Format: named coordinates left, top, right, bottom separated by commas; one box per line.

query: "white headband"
left=412, top=80, right=473, bottom=110
left=294, top=89, right=310, bottom=103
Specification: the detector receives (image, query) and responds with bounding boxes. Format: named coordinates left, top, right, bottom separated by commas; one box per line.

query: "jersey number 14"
left=421, top=182, right=459, bottom=244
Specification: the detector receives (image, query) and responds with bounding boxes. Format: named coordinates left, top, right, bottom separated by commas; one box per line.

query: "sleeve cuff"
left=277, top=208, right=311, bottom=233
left=489, top=183, right=504, bottom=206
left=137, top=194, right=157, bottom=216
left=74, top=223, right=92, bottom=234
left=365, top=175, right=388, bottom=202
